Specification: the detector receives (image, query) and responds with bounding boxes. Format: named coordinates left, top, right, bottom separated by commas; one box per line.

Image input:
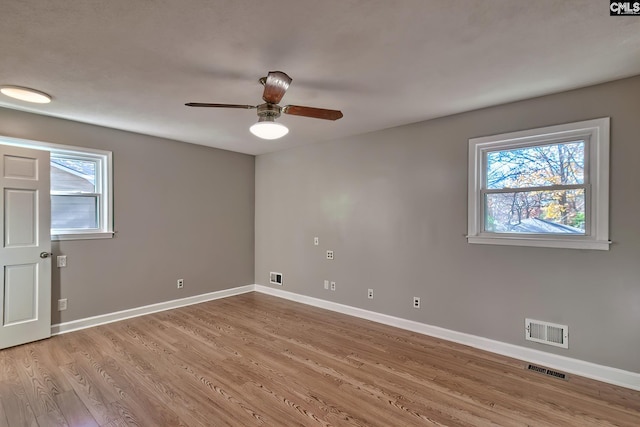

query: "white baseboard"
left=51, top=285, right=254, bottom=335
left=51, top=283, right=640, bottom=391
left=254, top=285, right=640, bottom=392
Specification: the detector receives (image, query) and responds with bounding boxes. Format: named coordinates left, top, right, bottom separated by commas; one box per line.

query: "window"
left=468, top=118, right=609, bottom=250
left=50, top=149, right=112, bottom=240
left=0, top=136, right=113, bottom=240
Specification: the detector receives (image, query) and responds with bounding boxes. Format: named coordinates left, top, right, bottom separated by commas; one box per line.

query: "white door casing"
left=0, top=145, right=51, bottom=349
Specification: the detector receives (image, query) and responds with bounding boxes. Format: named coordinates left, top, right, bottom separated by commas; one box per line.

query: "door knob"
left=40, top=252, right=53, bottom=259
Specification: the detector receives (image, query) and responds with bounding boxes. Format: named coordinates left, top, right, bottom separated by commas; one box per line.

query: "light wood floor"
left=0, top=293, right=638, bottom=426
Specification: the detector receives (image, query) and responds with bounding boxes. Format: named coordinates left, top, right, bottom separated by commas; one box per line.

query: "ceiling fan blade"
left=262, top=71, right=292, bottom=104
left=185, top=103, right=256, bottom=109
left=283, top=105, right=343, bottom=121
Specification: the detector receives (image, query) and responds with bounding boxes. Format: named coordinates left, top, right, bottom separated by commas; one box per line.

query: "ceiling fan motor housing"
left=256, top=103, right=281, bottom=119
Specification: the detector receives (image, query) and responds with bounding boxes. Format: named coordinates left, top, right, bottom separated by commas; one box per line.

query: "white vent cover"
left=269, top=272, right=283, bottom=286
left=525, top=318, right=568, bottom=348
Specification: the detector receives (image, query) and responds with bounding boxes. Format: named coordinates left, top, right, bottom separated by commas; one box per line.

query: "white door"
left=0, top=144, right=51, bottom=349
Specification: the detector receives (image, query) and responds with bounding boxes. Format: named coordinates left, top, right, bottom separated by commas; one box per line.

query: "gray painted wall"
left=255, top=76, right=640, bottom=373
left=0, top=108, right=255, bottom=324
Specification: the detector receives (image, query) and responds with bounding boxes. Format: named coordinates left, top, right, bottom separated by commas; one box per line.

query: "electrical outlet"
left=177, top=279, right=184, bottom=289
left=56, top=255, right=67, bottom=268
left=324, top=280, right=329, bottom=290
left=330, top=281, right=336, bottom=291
left=58, top=299, right=67, bottom=311
left=368, top=289, right=374, bottom=299
left=413, top=296, right=420, bottom=309
left=270, top=272, right=283, bottom=285
left=326, top=250, right=334, bottom=260
left=314, top=237, right=319, bottom=246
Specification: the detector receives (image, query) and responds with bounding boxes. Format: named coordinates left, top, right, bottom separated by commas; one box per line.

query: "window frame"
left=467, top=118, right=610, bottom=250
left=0, top=135, right=113, bottom=241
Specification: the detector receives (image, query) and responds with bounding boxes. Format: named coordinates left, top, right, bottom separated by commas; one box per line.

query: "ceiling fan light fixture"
left=0, top=85, right=51, bottom=103
left=186, top=71, right=343, bottom=139
left=250, top=116, right=289, bottom=140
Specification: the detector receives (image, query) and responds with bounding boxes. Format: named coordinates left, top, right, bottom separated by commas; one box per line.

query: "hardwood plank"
left=102, top=418, right=135, bottom=427
left=0, top=381, right=39, bottom=427
left=25, top=341, right=73, bottom=396
left=55, top=390, right=99, bottom=427
left=0, top=401, right=10, bottom=427
left=13, top=345, right=69, bottom=418
left=103, top=394, right=166, bottom=427
left=35, top=407, right=68, bottom=427
left=71, top=346, right=126, bottom=404
left=102, top=351, right=214, bottom=427
left=0, top=350, right=18, bottom=382
left=59, top=362, right=120, bottom=425
left=1, top=292, right=639, bottom=426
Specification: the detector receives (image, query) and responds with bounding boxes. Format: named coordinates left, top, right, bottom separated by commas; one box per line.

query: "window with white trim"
left=467, top=118, right=610, bottom=250
left=0, top=136, right=113, bottom=240
left=50, top=148, right=112, bottom=240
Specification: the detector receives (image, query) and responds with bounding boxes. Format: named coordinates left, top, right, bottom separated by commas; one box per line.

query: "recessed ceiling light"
left=0, top=86, right=51, bottom=104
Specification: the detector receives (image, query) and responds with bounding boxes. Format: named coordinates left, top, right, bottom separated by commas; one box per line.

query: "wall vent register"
left=525, top=318, right=568, bottom=349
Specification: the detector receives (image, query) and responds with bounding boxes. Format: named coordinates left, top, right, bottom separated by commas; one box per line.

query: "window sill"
left=52, top=231, right=114, bottom=241
left=467, top=235, right=611, bottom=251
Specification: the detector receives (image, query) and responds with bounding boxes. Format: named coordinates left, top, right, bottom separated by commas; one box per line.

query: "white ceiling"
left=1, top=1, right=639, bottom=155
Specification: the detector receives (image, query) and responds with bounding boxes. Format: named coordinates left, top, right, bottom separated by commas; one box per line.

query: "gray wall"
left=255, top=75, right=640, bottom=373
left=0, top=108, right=255, bottom=324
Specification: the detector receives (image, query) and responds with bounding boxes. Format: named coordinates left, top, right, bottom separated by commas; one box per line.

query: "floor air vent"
left=527, top=364, right=547, bottom=374
left=525, top=318, right=568, bottom=348
left=527, top=364, right=567, bottom=380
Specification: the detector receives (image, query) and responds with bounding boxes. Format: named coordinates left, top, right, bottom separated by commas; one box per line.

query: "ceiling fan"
left=186, top=71, right=343, bottom=140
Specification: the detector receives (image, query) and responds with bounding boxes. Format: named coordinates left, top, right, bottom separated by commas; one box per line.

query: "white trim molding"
left=51, top=284, right=640, bottom=391
left=51, top=285, right=254, bottom=335
left=255, top=285, right=640, bottom=391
